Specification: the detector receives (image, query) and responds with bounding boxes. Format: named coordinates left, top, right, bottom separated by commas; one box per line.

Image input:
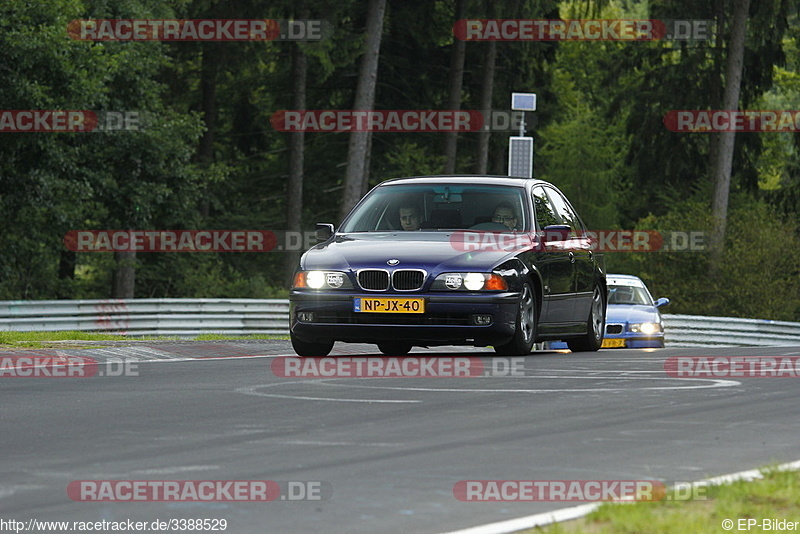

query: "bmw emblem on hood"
left=387, top=259, right=400, bottom=266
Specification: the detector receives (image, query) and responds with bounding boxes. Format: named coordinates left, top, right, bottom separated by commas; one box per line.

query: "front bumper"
left=290, top=290, right=521, bottom=346
left=601, top=334, right=665, bottom=349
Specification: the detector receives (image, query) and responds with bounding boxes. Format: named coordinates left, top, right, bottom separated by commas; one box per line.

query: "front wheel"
left=566, top=285, right=605, bottom=352
left=291, top=332, right=334, bottom=357
left=494, top=281, right=537, bottom=356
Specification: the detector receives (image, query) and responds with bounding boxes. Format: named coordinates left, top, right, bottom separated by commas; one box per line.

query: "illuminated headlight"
left=307, top=271, right=326, bottom=288
left=629, top=322, right=662, bottom=334
left=293, top=271, right=351, bottom=289
left=464, top=272, right=485, bottom=290
left=432, top=272, right=508, bottom=291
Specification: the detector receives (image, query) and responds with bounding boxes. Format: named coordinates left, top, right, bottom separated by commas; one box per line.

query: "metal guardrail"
left=0, top=299, right=290, bottom=336
left=0, top=299, right=799, bottom=346
left=663, top=314, right=800, bottom=347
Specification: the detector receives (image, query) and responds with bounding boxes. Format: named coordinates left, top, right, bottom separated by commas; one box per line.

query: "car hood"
left=605, top=304, right=661, bottom=324
left=302, top=232, right=522, bottom=273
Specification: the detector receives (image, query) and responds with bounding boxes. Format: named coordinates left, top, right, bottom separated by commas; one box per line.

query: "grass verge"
left=0, top=331, right=289, bottom=349
left=530, top=467, right=800, bottom=533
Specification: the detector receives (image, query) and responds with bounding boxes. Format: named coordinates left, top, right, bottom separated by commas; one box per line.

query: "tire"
left=494, top=280, right=537, bottom=356
left=377, top=342, right=413, bottom=355
left=566, top=285, right=605, bottom=352
left=291, top=332, right=334, bottom=357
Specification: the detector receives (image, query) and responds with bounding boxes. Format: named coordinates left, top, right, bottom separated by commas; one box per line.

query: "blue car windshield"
left=608, top=285, right=653, bottom=306
left=339, top=183, right=528, bottom=233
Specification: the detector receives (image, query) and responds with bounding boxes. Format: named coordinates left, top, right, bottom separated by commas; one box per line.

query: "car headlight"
left=431, top=272, right=508, bottom=291
left=293, top=271, right=352, bottom=289
left=629, top=322, right=662, bottom=334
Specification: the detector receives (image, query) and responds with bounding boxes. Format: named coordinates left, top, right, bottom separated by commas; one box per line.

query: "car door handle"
left=568, top=251, right=575, bottom=263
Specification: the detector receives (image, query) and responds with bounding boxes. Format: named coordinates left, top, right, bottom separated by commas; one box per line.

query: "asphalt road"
left=2, top=342, right=800, bottom=533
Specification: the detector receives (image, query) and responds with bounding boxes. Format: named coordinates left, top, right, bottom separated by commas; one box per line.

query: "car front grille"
left=606, top=324, right=623, bottom=334
left=357, top=269, right=425, bottom=291
left=358, top=270, right=390, bottom=290
left=392, top=270, right=425, bottom=291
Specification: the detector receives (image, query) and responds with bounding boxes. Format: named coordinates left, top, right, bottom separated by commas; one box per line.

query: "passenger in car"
left=399, top=205, right=422, bottom=231
left=492, top=202, right=520, bottom=230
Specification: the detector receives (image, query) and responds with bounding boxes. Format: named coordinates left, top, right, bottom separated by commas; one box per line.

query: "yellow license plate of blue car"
left=601, top=338, right=626, bottom=348
left=353, top=297, right=425, bottom=313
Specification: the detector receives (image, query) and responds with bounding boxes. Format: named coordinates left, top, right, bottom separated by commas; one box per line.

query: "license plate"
left=353, top=297, right=425, bottom=313
left=602, top=338, right=626, bottom=348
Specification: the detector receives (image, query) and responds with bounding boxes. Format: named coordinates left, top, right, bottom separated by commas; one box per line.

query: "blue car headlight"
left=628, top=322, right=663, bottom=334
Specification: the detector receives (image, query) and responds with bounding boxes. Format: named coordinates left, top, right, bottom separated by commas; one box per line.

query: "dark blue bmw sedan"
left=289, top=176, right=607, bottom=356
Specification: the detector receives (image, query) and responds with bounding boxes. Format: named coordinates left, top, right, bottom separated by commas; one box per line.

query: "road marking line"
left=236, top=382, right=420, bottom=403
left=318, top=375, right=740, bottom=393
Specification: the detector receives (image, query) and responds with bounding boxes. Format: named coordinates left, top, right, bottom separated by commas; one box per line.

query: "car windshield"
left=608, top=285, right=653, bottom=306
left=339, top=183, right=528, bottom=232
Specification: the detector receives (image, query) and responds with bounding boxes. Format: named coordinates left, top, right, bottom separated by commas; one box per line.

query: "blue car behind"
left=548, top=274, right=669, bottom=350
left=601, top=274, right=669, bottom=348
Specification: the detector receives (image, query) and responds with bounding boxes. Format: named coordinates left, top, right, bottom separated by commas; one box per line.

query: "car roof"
left=607, top=274, right=646, bottom=287
left=378, top=175, right=550, bottom=188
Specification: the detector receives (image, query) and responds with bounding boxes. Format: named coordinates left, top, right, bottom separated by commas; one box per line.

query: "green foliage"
left=0, top=0, right=203, bottom=298
left=537, top=36, right=631, bottom=230
left=609, top=195, right=800, bottom=321
left=758, top=12, right=800, bottom=215
left=380, top=141, right=445, bottom=178
left=134, top=253, right=287, bottom=298
left=541, top=467, right=800, bottom=534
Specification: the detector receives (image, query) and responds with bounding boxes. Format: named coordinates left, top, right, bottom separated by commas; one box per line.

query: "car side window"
left=545, top=187, right=584, bottom=235
left=531, top=186, right=559, bottom=230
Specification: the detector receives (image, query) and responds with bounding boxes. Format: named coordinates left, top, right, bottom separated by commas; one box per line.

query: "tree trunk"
left=283, top=42, right=308, bottom=284
left=476, top=38, right=496, bottom=174
left=709, top=0, right=750, bottom=267
left=707, top=0, right=726, bottom=189
left=492, top=139, right=505, bottom=175
left=112, top=250, right=136, bottom=298
left=56, top=250, right=75, bottom=299
left=443, top=0, right=467, bottom=175
left=363, top=131, right=373, bottom=197
left=339, top=0, right=388, bottom=221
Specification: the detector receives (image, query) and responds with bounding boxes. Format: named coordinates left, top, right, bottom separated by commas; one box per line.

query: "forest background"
left=1, top=0, right=798, bottom=321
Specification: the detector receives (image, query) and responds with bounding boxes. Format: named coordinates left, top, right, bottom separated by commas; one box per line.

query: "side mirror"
left=315, top=223, right=335, bottom=242
left=654, top=297, right=670, bottom=308
left=542, top=224, right=571, bottom=242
